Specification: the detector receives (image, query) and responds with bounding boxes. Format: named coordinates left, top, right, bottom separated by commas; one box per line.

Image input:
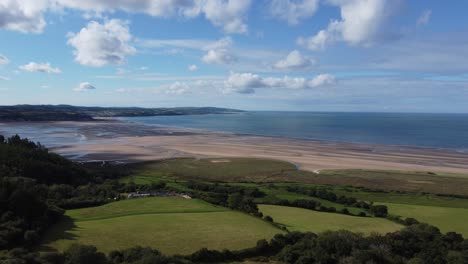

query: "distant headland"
left=0, top=104, right=244, bottom=121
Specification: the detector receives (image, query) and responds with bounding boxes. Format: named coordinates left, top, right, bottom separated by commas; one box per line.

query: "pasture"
left=384, top=203, right=468, bottom=237
left=115, top=158, right=468, bottom=238
left=259, top=204, right=402, bottom=235
left=233, top=183, right=367, bottom=215
left=41, top=197, right=283, bottom=255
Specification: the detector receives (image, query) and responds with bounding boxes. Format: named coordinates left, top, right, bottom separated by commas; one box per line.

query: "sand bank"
left=7, top=120, right=462, bottom=175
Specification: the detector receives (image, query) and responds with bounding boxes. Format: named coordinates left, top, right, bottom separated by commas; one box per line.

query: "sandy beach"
left=2, top=120, right=466, bottom=175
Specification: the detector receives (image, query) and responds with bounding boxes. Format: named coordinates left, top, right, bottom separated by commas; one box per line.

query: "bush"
left=340, top=208, right=350, bottom=215
left=370, top=205, right=388, bottom=217
left=64, top=244, right=107, bottom=264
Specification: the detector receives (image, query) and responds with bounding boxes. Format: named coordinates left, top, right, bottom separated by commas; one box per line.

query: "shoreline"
left=117, top=117, right=468, bottom=154
left=2, top=120, right=468, bottom=174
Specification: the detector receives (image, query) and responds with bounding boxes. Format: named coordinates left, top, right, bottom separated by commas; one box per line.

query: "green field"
left=116, top=158, right=468, bottom=239
left=259, top=204, right=402, bottom=234
left=235, top=184, right=367, bottom=215
left=384, top=203, right=468, bottom=236
left=41, top=197, right=283, bottom=255
left=66, top=196, right=228, bottom=221
left=263, top=182, right=468, bottom=209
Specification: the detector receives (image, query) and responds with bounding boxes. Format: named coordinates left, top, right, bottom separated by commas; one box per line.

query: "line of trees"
left=285, top=185, right=372, bottom=209
left=185, top=181, right=265, bottom=217
left=3, top=224, right=467, bottom=264
left=284, top=185, right=392, bottom=217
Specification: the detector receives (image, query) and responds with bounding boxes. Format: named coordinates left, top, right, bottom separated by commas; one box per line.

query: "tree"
left=340, top=208, right=350, bottom=215
left=370, top=205, right=388, bottom=217
left=64, top=244, right=107, bottom=264
left=227, top=193, right=243, bottom=209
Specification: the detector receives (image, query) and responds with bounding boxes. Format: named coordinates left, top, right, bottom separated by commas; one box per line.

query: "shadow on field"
left=38, top=216, right=78, bottom=252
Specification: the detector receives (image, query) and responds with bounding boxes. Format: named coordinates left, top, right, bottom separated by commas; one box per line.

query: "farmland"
left=40, top=197, right=283, bottom=255
left=119, top=158, right=468, bottom=238
left=384, top=203, right=468, bottom=237
left=259, top=205, right=402, bottom=234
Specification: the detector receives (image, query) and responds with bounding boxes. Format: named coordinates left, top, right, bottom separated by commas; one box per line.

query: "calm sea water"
left=121, top=112, right=468, bottom=151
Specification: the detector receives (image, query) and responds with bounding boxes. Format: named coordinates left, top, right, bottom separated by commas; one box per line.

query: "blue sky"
left=0, top=0, right=467, bottom=113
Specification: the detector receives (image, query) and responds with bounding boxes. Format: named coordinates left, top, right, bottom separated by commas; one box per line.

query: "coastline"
left=2, top=120, right=468, bottom=175
left=120, top=117, right=468, bottom=154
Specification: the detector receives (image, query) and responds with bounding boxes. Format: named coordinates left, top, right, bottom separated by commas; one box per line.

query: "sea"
left=120, top=111, right=468, bottom=152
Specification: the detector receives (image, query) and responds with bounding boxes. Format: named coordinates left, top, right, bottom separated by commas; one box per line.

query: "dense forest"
left=0, top=105, right=244, bottom=121
left=1, top=135, right=468, bottom=264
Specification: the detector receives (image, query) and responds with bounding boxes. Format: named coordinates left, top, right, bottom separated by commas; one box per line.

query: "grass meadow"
left=40, top=197, right=283, bottom=255
left=117, top=158, right=468, bottom=241
left=259, top=205, right=402, bottom=234
left=384, top=203, right=468, bottom=236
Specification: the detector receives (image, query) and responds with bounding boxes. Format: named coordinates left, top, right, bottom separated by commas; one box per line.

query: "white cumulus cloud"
left=308, top=73, right=336, bottom=87
left=223, top=72, right=264, bottom=94
left=57, top=0, right=251, bottom=33
left=0, top=0, right=251, bottom=34
left=199, top=0, right=251, bottom=34
left=202, top=50, right=237, bottom=65
left=201, top=37, right=237, bottom=65
left=0, top=54, right=10, bottom=65
left=166, top=81, right=190, bottom=95
left=298, top=0, right=396, bottom=50
left=269, top=0, right=319, bottom=25
left=67, top=19, right=136, bottom=67
left=54, top=0, right=193, bottom=17
left=188, top=64, right=198, bottom=71
left=0, top=0, right=48, bottom=33
left=0, top=76, right=9, bottom=81
left=19, top=62, right=61, bottom=74
left=223, top=72, right=336, bottom=94
left=274, top=50, right=316, bottom=70
left=73, top=82, right=96, bottom=92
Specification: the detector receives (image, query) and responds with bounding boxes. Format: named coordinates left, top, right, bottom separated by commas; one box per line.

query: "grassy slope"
left=384, top=203, right=468, bottom=237
left=122, top=175, right=368, bottom=216
left=67, top=197, right=228, bottom=221
left=41, top=197, right=283, bottom=255
left=259, top=205, right=402, bottom=235
left=230, top=183, right=366, bottom=215
left=118, top=158, right=468, bottom=237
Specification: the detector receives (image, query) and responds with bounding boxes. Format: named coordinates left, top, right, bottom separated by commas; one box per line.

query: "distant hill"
left=0, top=105, right=244, bottom=121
